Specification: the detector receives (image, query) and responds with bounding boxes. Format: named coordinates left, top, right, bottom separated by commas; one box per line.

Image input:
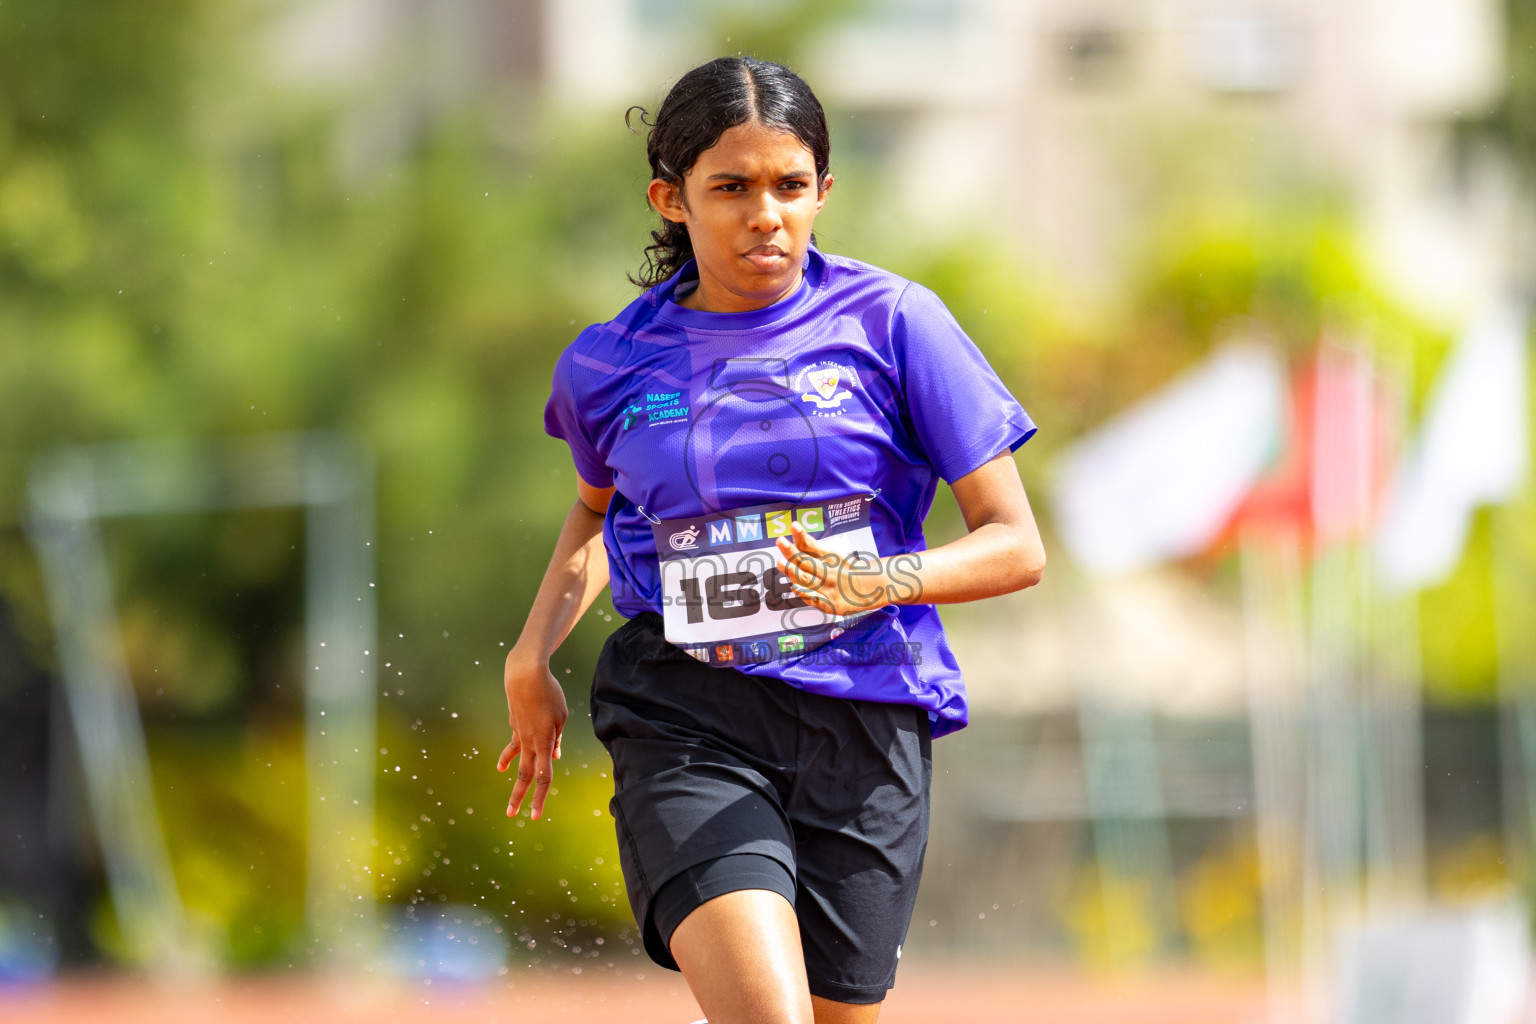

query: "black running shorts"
left=590, top=611, right=933, bottom=1005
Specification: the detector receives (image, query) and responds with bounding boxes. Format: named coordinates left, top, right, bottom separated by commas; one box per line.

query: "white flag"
left=1375, top=302, right=1529, bottom=591
left=1053, top=342, right=1287, bottom=575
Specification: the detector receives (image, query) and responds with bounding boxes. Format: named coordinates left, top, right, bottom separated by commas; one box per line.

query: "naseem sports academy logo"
left=795, top=360, right=859, bottom=416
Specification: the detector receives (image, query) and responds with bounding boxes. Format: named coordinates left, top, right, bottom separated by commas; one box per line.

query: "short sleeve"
left=891, top=282, right=1038, bottom=484
left=543, top=345, right=614, bottom=488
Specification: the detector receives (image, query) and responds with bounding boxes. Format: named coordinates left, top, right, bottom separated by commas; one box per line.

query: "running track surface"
left=1, top=966, right=1266, bottom=1023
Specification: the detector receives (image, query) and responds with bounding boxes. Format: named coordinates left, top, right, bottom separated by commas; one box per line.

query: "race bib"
left=650, top=494, right=881, bottom=665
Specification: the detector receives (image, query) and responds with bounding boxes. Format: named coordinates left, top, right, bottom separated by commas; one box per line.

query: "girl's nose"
left=746, top=191, right=783, bottom=233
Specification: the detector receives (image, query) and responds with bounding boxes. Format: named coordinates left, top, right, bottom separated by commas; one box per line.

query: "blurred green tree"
left=0, top=0, right=654, bottom=967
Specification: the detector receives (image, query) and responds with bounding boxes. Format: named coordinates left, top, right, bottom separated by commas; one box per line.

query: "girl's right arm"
left=497, top=476, right=616, bottom=820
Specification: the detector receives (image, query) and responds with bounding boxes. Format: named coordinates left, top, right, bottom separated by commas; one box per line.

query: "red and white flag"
left=1053, top=341, right=1288, bottom=575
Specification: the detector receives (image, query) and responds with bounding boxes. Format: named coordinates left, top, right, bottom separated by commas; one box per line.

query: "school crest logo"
left=795, top=360, right=858, bottom=416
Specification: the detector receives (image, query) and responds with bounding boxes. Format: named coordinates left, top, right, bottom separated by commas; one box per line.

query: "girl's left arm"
left=777, top=451, right=1045, bottom=612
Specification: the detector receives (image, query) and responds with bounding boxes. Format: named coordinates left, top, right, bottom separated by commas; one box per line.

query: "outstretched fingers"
left=507, top=728, right=560, bottom=820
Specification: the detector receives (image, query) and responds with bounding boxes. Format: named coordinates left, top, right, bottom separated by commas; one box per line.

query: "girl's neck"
left=679, top=269, right=804, bottom=314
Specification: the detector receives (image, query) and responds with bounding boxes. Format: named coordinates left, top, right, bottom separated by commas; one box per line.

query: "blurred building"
left=262, top=0, right=1512, bottom=321
left=554, top=0, right=1510, bottom=319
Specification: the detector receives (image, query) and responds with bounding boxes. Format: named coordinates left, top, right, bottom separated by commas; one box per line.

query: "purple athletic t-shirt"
left=544, top=247, right=1036, bottom=736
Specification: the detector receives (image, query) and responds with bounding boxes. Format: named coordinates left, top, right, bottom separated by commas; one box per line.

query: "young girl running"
left=498, top=56, right=1045, bottom=1024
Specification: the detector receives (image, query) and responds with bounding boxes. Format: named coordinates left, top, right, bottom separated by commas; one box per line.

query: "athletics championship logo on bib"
left=649, top=493, right=881, bottom=662
left=795, top=360, right=858, bottom=416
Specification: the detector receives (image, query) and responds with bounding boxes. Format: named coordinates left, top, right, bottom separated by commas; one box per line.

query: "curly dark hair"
left=628, top=56, right=831, bottom=291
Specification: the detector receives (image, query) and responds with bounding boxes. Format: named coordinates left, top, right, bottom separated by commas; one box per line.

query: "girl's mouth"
left=744, top=246, right=787, bottom=270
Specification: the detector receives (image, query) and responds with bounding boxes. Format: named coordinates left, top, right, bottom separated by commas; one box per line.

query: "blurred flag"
left=1053, top=341, right=1287, bottom=575
left=1220, top=342, right=1398, bottom=549
left=1375, top=302, right=1529, bottom=592
left=1311, top=342, right=1393, bottom=546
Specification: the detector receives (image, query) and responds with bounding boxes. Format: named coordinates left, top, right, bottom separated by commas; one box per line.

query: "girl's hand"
left=497, top=649, right=569, bottom=821
left=775, top=521, right=890, bottom=617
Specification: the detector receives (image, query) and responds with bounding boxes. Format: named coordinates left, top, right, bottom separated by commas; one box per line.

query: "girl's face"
left=648, top=121, right=833, bottom=314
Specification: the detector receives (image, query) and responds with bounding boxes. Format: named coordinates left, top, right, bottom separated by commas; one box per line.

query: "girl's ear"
left=647, top=177, right=688, bottom=224
left=815, top=172, right=835, bottom=213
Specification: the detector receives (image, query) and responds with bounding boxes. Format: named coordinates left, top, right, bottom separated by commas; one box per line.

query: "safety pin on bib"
left=635, top=504, right=662, bottom=524
left=864, top=489, right=881, bottom=502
